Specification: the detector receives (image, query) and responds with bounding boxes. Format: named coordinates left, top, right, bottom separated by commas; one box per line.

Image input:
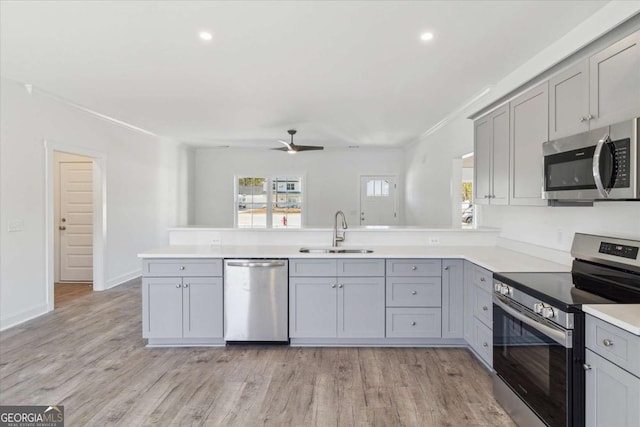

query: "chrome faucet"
left=333, top=210, right=348, bottom=247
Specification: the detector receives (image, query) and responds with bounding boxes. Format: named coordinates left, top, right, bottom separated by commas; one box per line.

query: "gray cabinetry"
left=463, top=261, right=494, bottom=369
left=141, top=258, right=223, bottom=345
left=474, top=104, right=509, bottom=205
left=549, top=60, right=590, bottom=139
left=590, top=31, right=640, bottom=129
left=585, top=314, right=640, bottom=427
left=442, top=259, right=464, bottom=339
left=509, top=82, right=548, bottom=206
left=289, top=258, right=385, bottom=339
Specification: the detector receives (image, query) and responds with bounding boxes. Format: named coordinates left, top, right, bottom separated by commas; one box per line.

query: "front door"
left=360, top=175, right=398, bottom=225
left=59, top=161, right=93, bottom=282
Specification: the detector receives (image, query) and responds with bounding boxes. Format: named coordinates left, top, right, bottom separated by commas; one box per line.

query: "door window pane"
left=366, top=179, right=389, bottom=197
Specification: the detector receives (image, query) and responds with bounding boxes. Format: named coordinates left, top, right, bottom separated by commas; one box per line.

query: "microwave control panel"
left=612, top=138, right=630, bottom=188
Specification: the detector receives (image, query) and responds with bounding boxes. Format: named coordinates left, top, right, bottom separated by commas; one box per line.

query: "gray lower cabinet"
left=142, top=276, right=223, bottom=340
left=442, top=259, right=464, bottom=339
left=463, top=261, right=494, bottom=369
left=289, top=259, right=385, bottom=339
left=585, top=314, right=640, bottom=427
left=141, top=258, right=224, bottom=345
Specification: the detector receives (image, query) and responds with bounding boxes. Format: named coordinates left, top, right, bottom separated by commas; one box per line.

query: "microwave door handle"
left=592, top=134, right=611, bottom=198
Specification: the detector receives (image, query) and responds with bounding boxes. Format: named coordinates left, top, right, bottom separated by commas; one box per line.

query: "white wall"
left=0, top=78, right=187, bottom=330
left=404, top=3, right=640, bottom=252
left=194, top=148, right=404, bottom=227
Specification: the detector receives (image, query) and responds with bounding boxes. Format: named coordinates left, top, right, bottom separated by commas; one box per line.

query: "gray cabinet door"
left=142, top=278, right=183, bottom=339
left=474, top=115, right=492, bottom=205
left=338, top=277, right=385, bottom=338
left=289, top=277, right=337, bottom=338
left=491, top=104, right=510, bottom=205
left=509, top=82, right=548, bottom=206
left=182, top=277, right=223, bottom=339
left=585, top=349, right=640, bottom=427
left=442, top=259, right=464, bottom=339
left=549, top=60, right=590, bottom=139
left=463, top=261, right=474, bottom=344
left=589, top=31, right=640, bottom=128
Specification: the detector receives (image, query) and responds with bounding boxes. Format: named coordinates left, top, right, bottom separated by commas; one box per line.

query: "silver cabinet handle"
left=483, top=306, right=488, bottom=311
left=587, top=114, right=594, bottom=120
left=179, top=266, right=185, bottom=270
left=411, top=266, right=417, bottom=271
left=603, top=339, right=614, bottom=347
left=483, top=342, right=488, bottom=347
left=176, top=284, right=181, bottom=288
left=411, top=290, right=417, bottom=295
left=184, top=284, right=189, bottom=288
left=480, top=277, right=486, bottom=282
left=338, top=284, right=343, bottom=288
left=580, top=116, right=587, bottom=122
left=411, top=321, right=416, bottom=326
left=331, top=284, right=336, bottom=288
left=444, top=266, right=450, bottom=271
left=583, top=364, right=592, bottom=371
left=226, top=261, right=286, bottom=268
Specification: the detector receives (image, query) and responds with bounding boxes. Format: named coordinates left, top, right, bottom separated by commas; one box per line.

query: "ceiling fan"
left=272, top=129, right=324, bottom=153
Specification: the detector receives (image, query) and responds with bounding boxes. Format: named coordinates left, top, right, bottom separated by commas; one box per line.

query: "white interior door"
left=360, top=175, right=398, bottom=225
left=60, top=162, right=93, bottom=282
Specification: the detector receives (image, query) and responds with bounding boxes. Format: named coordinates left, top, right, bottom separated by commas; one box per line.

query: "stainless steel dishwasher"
left=223, top=259, right=288, bottom=342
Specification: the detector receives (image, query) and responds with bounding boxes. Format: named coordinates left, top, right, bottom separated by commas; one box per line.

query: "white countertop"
left=138, top=244, right=569, bottom=273
left=582, top=304, right=640, bottom=336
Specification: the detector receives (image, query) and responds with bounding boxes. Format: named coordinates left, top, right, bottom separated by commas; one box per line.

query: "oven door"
left=493, top=295, right=573, bottom=427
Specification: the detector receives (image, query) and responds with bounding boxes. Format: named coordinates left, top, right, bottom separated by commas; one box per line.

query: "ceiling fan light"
left=287, top=149, right=297, bottom=155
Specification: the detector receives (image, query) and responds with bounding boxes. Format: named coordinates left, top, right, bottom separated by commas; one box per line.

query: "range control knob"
left=541, top=306, right=555, bottom=319
left=494, top=282, right=502, bottom=292
left=533, top=302, right=544, bottom=314
left=499, top=285, right=511, bottom=296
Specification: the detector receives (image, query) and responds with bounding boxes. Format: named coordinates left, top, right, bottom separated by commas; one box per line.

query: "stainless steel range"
left=493, top=233, right=640, bottom=427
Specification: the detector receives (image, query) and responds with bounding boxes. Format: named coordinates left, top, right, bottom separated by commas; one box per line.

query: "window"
left=236, top=176, right=303, bottom=228
left=366, top=179, right=390, bottom=197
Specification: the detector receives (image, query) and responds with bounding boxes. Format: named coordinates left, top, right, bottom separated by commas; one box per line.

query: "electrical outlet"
left=428, top=236, right=440, bottom=245
left=211, top=238, right=221, bottom=245
left=8, top=220, right=24, bottom=232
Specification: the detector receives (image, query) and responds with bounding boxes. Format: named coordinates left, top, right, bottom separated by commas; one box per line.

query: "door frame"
left=44, top=140, right=107, bottom=312
left=358, top=174, right=399, bottom=226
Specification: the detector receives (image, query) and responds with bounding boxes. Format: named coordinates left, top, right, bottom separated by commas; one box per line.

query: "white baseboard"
left=0, top=303, right=49, bottom=331
left=104, top=269, right=141, bottom=290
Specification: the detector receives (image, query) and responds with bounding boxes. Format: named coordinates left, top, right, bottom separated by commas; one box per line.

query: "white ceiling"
left=0, top=1, right=609, bottom=149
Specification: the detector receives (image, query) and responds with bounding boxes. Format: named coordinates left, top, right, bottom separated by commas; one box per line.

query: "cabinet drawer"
left=472, top=265, right=493, bottom=292
left=386, top=259, right=442, bottom=277
left=473, top=285, right=493, bottom=327
left=386, top=307, right=442, bottom=338
left=338, top=259, right=385, bottom=277
left=386, top=277, right=441, bottom=307
left=586, top=315, right=640, bottom=377
left=289, top=259, right=337, bottom=277
left=472, top=317, right=493, bottom=368
left=143, top=259, right=222, bottom=277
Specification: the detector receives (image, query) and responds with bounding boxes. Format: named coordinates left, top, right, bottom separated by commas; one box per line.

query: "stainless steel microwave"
left=543, top=118, right=639, bottom=201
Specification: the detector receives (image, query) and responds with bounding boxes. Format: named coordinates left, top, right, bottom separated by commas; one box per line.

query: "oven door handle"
left=493, top=295, right=572, bottom=348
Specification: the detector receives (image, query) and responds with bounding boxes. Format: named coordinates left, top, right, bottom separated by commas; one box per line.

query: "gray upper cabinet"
left=441, top=259, right=464, bottom=339
left=509, top=82, right=549, bottom=206
left=589, top=31, right=640, bottom=129
left=549, top=60, right=590, bottom=140
left=474, top=104, right=509, bottom=205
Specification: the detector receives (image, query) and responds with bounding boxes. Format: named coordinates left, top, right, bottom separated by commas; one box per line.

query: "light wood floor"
left=54, top=282, right=93, bottom=308
left=0, top=279, right=515, bottom=426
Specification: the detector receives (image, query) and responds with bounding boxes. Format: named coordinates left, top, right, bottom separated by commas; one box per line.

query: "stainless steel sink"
left=299, top=248, right=374, bottom=254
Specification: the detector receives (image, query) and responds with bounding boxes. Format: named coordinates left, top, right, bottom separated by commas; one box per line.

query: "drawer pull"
left=338, top=284, right=343, bottom=289
left=411, top=266, right=417, bottom=271
left=483, top=306, right=488, bottom=311
left=603, top=339, right=614, bottom=347
left=411, top=290, right=417, bottom=295
left=184, top=284, right=189, bottom=288
left=179, top=266, right=185, bottom=270
left=176, top=284, right=181, bottom=288
left=411, top=321, right=416, bottom=326
left=483, top=342, right=488, bottom=347
left=583, top=364, right=592, bottom=371
left=480, top=277, right=486, bottom=282
left=331, top=284, right=336, bottom=288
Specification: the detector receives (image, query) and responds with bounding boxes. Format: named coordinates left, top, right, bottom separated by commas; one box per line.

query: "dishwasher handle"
left=226, top=260, right=286, bottom=268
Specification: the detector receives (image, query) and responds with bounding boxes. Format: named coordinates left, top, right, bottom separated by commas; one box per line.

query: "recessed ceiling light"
left=420, top=32, right=434, bottom=42
left=199, top=31, right=213, bottom=41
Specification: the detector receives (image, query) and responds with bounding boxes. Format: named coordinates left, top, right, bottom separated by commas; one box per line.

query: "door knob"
left=59, top=226, right=66, bottom=230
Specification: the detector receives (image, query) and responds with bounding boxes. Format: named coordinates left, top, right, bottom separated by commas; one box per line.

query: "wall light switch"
left=8, top=220, right=24, bottom=232
left=428, top=236, right=440, bottom=245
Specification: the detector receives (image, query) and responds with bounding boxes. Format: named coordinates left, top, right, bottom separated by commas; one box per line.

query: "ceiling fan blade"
left=271, top=146, right=291, bottom=151
left=277, top=139, right=292, bottom=149
left=293, top=145, right=324, bottom=151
